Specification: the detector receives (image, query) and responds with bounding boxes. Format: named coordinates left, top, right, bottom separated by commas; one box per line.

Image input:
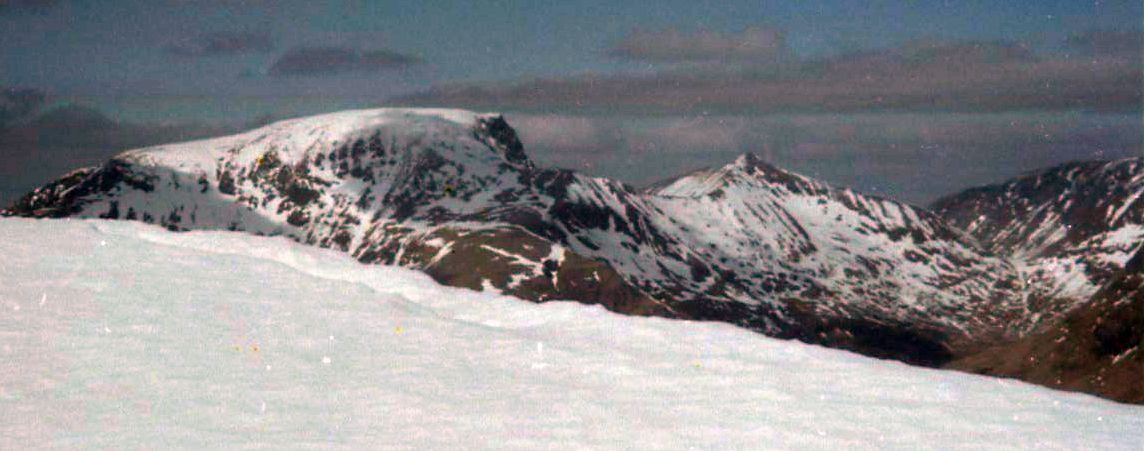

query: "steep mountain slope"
left=933, top=158, right=1144, bottom=327
left=5, top=108, right=1026, bottom=365
left=949, top=245, right=1144, bottom=404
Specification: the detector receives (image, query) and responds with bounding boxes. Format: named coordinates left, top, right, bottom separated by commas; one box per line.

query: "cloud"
left=841, top=40, right=1037, bottom=69
left=268, top=46, right=422, bottom=77
left=509, top=115, right=623, bottom=154
left=628, top=117, right=745, bottom=154
left=404, top=34, right=1141, bottom=114
left=493, top=112, right=1141, bottom=207
left=0, top=87, right=46, bottom=130
left=1065, top=30, right=1142, bottom=59
left=608, top=27, right=788, bottom=63
left=0, top=0, right=58, bottom=13
left=164, top=31, right=274, bottom=57
left=168, top=0, right=269, bottom=5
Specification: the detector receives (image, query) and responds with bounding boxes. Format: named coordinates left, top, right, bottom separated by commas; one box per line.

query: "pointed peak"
left=652, top=154, right=821, bottom=198
left=475, top=114, right=530, bottom=166
left=732, top=152, right=762, bottom=168
left=722, top=153, right=834, bottom=196
left=727, top=152, right=788, bottom=176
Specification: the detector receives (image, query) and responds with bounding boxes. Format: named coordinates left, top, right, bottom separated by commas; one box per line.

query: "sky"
left=1, top=0, right=1142, bottom=205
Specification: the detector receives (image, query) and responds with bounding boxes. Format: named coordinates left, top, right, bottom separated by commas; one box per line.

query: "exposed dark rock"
left=218, top=170, right=237, bottom=195
left=477, top=115, right=528, bottom=165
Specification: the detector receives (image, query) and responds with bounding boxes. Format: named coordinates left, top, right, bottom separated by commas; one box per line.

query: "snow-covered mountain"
left=4, top=108, right=1032, bottom=366
left=5, top=109, right=672, bottom=318
left=642, top=155, right=1026, bottom=363
left=932, top=158, right=1144, bottom=327
left=3, top=218, right=1142, bottom=448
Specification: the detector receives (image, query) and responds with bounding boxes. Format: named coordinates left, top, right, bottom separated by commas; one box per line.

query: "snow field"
left=1, top=218, right=1141, bottom=449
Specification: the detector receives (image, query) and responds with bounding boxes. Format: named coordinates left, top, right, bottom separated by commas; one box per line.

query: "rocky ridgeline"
left=5, top=109, right=1141, bottom=401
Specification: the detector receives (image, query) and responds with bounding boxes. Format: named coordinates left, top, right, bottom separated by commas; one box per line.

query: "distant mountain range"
left=5, top=109, right=1140, bottom=403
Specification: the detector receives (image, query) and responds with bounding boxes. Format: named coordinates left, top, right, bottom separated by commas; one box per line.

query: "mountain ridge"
left=5, top=109, right=1140, bottom=396
left=933, top=157, right=1144, bottom=402
left=932, top=157, right=1144, bottom=328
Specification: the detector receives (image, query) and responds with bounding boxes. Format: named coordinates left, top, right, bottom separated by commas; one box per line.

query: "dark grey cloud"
left=268, top=46, right=422, bottom=77
left=164, top=31, right=274, bottom=58
left=405, top=34, right=1141, bottom=114
left=607, top=27, right=789, bottom=63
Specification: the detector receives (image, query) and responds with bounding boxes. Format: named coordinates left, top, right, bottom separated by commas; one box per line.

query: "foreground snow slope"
left=1, top=219, right=1141, bottom=449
